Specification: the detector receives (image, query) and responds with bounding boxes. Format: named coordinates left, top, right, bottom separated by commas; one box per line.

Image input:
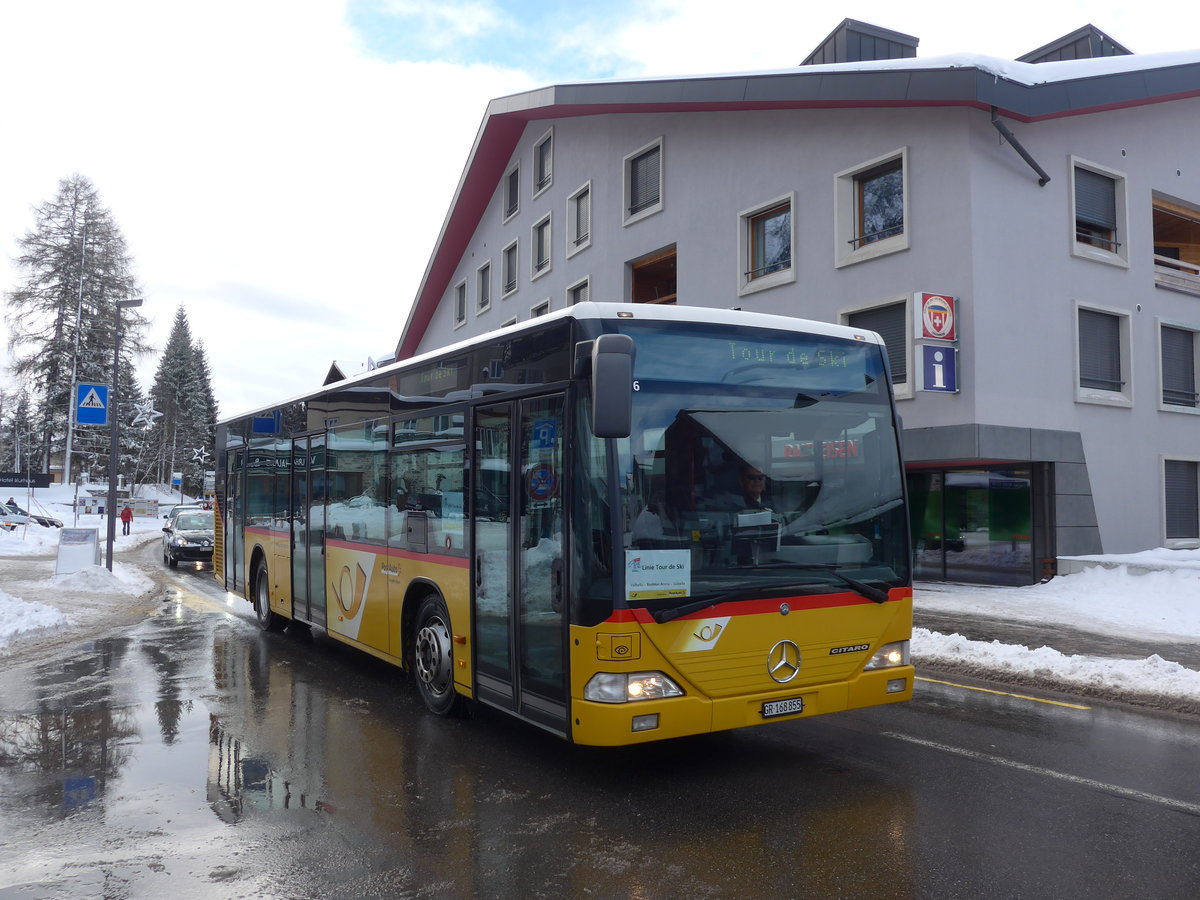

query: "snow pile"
left=55, top=562, right=155, bottom=595
left=0, top=587, right=69, bottom=649
left=916, top=555, right=1200, bottom=643
left=913, top=629, right=1200, bottom=713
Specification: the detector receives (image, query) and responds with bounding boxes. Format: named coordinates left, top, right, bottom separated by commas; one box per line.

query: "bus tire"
left=253, top=562, right=284, bottom=632
left=412, top=594, right=462, bottom=716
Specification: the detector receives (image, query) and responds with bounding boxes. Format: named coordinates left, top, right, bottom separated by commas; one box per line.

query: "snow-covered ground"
left=1, top=483, right=1197, bottom=710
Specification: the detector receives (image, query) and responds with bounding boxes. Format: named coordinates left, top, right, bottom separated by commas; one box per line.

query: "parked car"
left=162, top=510, right=215, bottom=567
left=1, top=500, right=63, bottom=529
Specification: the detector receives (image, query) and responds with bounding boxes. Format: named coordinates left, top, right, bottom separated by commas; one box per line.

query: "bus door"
left=471, top=395, right=567, bottom=734
left=291, top=434, right=328, bottom=627
left=225, top=447, right=246, bottom=593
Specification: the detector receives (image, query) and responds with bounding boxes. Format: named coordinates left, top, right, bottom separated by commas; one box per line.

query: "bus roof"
left=219, top=302, right=885, bottom=425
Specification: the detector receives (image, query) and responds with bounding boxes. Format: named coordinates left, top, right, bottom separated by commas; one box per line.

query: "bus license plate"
left=761, top=696, right=805, bottom=719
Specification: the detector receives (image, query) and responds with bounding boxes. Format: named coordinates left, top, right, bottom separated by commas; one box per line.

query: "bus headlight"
left=863, top=640, right=910, bottom=670
left=584, top=672, right=684, bottom=703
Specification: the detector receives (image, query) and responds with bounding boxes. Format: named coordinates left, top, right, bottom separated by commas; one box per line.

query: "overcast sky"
left=2, top=0, right=1199, bottom=418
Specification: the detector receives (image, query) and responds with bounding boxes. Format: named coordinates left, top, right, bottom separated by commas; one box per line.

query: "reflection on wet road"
left=1, top=566, right=1198, bottom=898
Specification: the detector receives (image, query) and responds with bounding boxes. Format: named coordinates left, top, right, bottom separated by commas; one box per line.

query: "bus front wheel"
left=412, top=594, right=462, bottom=716
left=254, top=563, right=283, bottom=632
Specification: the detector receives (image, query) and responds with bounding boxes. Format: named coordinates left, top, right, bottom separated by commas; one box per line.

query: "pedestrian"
left=120, top=504, right=133, bottom=536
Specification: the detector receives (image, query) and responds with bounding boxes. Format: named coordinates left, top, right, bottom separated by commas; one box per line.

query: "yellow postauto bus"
left=214, top=303, right=913, bottom=745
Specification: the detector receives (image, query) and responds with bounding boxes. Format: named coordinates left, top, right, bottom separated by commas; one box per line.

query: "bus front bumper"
left=570, top=666, right=915, bottom=747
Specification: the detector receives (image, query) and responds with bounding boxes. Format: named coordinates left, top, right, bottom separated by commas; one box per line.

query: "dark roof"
left=802, top=18, right=918, bottom=66
left=396, top=51, right=1200, bottom=359
left=1018, top=24, right=1133, bottom=63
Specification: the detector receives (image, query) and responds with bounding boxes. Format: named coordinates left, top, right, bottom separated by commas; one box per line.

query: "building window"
left=1161, top=323, right=1199, bottom=409
left=502, top=240, right=518, bottom=297
left=503, top=165, right=519, bottom=221
left=530, top=299, right=550, bottom=318
left=738, top=194, right=795, bottom=296
left=1076, top=304, right=1131, bottom=406
left=1071, top=159, right=1128, bottom=266
left=1164, top=459, right=1199, bottom=542
left=1153, top=195, right=1200, bottom=296
left=624, top=138, right=663, bottom=225
left=567, top=277, right=590, bottom=306
left=453, top=281, right=467, bottom=328
left=845, top=300, right=909, bottom=398
left=835, top=148, right=909, bottom=267
left=534, top=129, right=553, bottom=196
left=532, top=214, right=551, bottom=279
left=630, top=246, right=676, bottom=305
left=477, top=262, right=491, bottom=314
left=500, top=316, right=518, bottom=328
left=567, top=183, right=591, bottom=256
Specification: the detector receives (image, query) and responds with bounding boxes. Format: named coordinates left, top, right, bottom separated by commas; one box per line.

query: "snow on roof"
left=550, top=48, right=1200, bottom=90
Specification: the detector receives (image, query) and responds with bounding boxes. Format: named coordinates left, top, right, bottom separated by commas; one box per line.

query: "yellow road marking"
left=916, top=676, right=1091, bottom=710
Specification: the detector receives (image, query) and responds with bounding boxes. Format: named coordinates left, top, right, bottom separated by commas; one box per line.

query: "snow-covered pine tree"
left=147, top=307, right=216, bottom=494
left=4, top=174, right=149, bottom=479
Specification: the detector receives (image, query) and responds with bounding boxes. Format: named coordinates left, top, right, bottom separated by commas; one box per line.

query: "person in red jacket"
left=120, top=504, right=133, bottom=536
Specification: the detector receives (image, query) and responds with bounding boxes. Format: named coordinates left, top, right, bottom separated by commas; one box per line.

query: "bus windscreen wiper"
left=650, top=586, right=794, bottom=624
left=754, top=563, right=890, bottom=604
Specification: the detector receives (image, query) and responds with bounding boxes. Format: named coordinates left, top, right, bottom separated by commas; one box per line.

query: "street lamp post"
left=105, top=297, right=142, bottom=571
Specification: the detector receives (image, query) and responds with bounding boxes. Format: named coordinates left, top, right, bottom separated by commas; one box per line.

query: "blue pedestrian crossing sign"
left=76, top=383, right=109, bottom=426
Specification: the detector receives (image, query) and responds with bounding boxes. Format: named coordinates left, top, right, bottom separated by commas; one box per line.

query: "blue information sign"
left=76, top=383, right=109, bottom=426
left=919, top=345, right=959, bottom=393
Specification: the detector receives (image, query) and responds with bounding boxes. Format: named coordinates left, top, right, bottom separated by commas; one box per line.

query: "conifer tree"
left=147, top=307, right=217, bottom=493
left=4, top=174, right=149, bottom=479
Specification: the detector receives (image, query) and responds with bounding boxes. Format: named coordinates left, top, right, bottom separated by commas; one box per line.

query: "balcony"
left=1153, top=200, right=1200, bottom=296
left=1154, top=254, right=1200, bottom=295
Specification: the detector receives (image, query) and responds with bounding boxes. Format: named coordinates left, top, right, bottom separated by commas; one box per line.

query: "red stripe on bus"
left=324, top=537, right=470, bottom=569
left=603, top=588, right=908, bottom=624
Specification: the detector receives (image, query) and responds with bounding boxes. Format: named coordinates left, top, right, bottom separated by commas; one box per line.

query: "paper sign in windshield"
left=626, top=549, right=690, bottom=601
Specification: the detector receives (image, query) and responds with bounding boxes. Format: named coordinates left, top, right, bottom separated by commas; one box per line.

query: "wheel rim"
left=255, top=569, right=270, bottom=623
left=414, top=614, right=452, bottom=698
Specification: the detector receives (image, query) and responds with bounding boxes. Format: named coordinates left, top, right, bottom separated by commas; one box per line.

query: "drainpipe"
left=991, top=107, right=1051, bottom=186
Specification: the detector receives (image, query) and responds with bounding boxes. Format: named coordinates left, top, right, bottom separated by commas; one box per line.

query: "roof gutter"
left=991, top=107, right=1050, bottom=186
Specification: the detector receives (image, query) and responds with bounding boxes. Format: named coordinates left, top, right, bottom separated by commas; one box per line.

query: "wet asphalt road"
left=1, top=559, right=1198, bottom=898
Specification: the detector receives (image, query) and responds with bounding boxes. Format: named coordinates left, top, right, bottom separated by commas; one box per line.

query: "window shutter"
left=574, top=189, right=590, bottom=242
left=1078, top=309, right=1122, bottom=390
left=848, top=304, right=906, bottom=383
left=1164, top=459, right=1199, bottom=539
left=1161, top=326, right=1197, bottom=406
left=630, top=147, right=660, bottom=213
left=1075, top=168, right=1116, bottom=229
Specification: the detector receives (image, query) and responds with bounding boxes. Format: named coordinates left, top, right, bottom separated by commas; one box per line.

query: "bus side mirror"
left=591, top=334, right=634, bottom=438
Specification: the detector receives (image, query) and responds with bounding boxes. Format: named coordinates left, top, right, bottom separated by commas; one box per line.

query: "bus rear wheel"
left=254, top=562, right=283, bottom=632
left=412, top=594, right=462, bottom=716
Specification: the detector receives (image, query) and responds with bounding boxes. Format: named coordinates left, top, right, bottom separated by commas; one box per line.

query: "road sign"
left=76, top=383, right=109, bottom=426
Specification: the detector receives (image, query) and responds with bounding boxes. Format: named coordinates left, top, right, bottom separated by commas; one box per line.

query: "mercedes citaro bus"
left=214, top=303, right=912, bottom=745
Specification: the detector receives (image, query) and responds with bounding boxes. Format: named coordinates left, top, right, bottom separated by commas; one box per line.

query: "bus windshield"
left=614, top=321, right=909, bottom=614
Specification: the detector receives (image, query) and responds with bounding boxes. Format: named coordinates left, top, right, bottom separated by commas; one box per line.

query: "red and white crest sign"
left=918, top=293, right=957, bottom=342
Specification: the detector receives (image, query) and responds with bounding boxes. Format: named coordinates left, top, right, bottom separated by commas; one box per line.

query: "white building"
left=395, top=21, right=1200, bottom=585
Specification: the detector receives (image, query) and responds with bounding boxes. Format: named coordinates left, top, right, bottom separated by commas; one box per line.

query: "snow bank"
left=913, top=628, right=1200, bottom=713
left=0, top=587, right=69, bottom=649
left=55, top=562, right=156, bottom=595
